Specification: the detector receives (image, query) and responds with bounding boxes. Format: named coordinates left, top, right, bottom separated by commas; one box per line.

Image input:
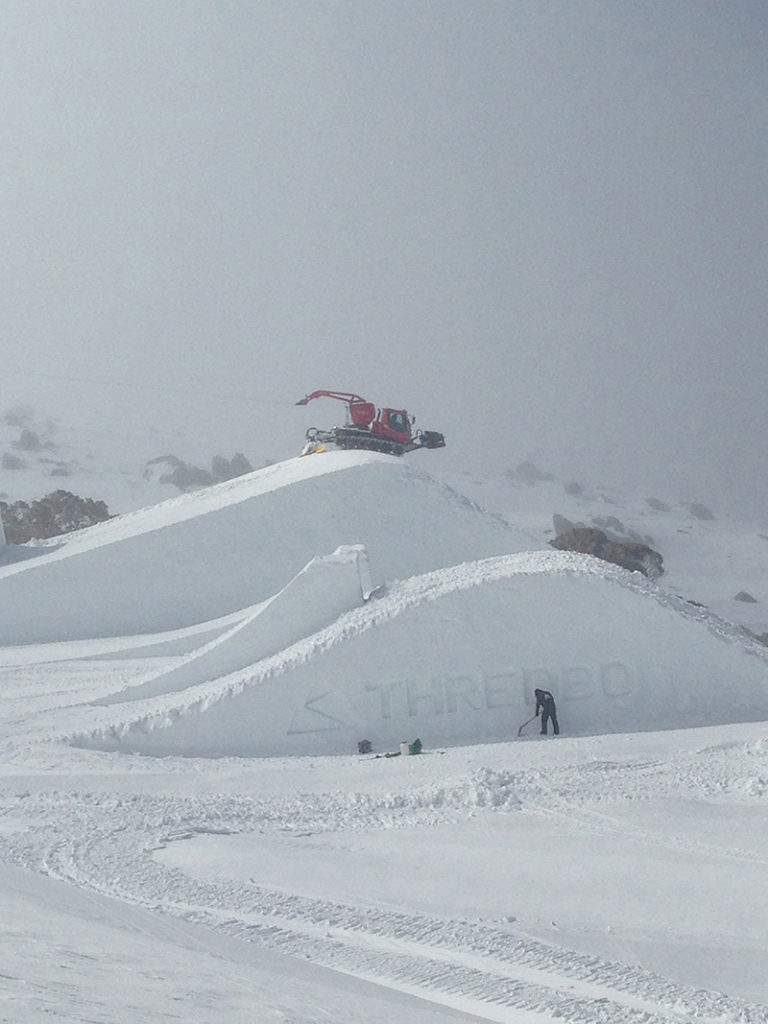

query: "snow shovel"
left=517, top=714, right=537, bottom=737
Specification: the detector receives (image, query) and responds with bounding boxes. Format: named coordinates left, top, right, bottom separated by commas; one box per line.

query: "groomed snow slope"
left=93, top=544, right=375, bottom=706
left=4, top=448, right=768, bottom=758
left=74, top=550, right=768, bottom=757
left=2, top=453, right=768, bottom=1019
left=0, top=451, right=536, bottom=644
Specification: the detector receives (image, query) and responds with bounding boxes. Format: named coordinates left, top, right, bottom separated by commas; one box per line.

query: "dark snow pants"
left=541, top=708, right=559, bottom=735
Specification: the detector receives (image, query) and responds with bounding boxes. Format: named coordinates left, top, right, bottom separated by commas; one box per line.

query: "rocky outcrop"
left=688, top=502, right=715, bottom=521
left=550, top=526, right=664, bottom=579
left=646, top=497, right=670, bottom=511
left=509, top=460, right=554, bottom=485
left=0, top=490, right=113, bottom=543
left=143, top=452, right=254, bottom=491
left=553, top=513, right=654, bottom=548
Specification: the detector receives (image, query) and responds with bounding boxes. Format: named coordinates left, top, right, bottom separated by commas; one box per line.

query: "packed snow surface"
left=0, top=451, right=535, bottom=643
left=1, top=450, right=767, bottom=1021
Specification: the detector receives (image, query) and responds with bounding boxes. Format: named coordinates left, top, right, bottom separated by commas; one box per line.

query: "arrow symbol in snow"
left=287, top=692, right=348, bottom=734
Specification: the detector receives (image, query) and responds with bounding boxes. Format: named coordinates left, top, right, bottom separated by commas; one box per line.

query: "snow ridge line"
left=67, top=548, right=768, bottom=749
left=215, top=548, right=768, bottom=700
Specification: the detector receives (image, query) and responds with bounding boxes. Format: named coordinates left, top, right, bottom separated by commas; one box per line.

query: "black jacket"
left=534, top=689, right=556, bottom=715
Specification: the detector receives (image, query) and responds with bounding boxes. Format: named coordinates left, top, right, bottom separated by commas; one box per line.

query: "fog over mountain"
left=2, top=1, right=767, bottom=513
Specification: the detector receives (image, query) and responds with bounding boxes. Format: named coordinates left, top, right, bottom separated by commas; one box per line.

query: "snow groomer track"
left=2, top=744, right=765, bottom=1024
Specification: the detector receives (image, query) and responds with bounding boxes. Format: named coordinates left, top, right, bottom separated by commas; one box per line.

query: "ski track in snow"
left=2, top=454, right=768, bottom=1019
left=1, top=744, right=766, bottom=1023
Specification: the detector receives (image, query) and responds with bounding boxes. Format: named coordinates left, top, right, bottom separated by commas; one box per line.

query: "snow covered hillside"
left=445, top=462, right=768, bottom=638
left=0, top=448, right=767, bottom=1021
left=3, top=449, right=767, bottom=756
left=0, top=451, right=535, bottom=643
left=0, top=404, right=182, bottom=512
left=5, top=402, right=768, bottom=641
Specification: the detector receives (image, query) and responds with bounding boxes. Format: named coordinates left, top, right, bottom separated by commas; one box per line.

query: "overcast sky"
left=2, top=1, right=767, bottom=509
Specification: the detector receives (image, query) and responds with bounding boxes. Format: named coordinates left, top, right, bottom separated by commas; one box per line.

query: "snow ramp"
left=0, top=451, right=535, bottom=645
left=74, top=551, right=768, bottom=757
left=95, top=545, right=374, bottom=705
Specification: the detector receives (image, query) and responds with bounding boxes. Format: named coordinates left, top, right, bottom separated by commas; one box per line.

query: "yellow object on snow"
left=300, top=441, right=327, bottom=456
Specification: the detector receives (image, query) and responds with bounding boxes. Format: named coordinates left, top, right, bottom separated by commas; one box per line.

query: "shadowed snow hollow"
left=0, top=451, right=535, bottom=644
left=74, top=551, right=768, bottom=757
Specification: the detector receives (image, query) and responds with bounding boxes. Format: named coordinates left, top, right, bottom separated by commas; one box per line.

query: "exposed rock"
left=3, top=406, right=34, bottom=428
left=553, top=513, right=578, bottom=536
left=512, top=460, right=554, bottom=485
left=646, top=497, right=670, bottom=512
left=592, top=515, right=627, bottom=535
left=144, top=455, right=213, bottom=490
left=0, top=490, right=113, bottom=543
left=2, top=453, right=26, bottom=470
left=12, top=428, right=55, bottom=452
left=550, top=526, right=664, bottom=579
left=689, top=502, right=715, bottom=521
left=213, top=452, right=253, bottom=481
left=734, top=591, right=758, bottom=603
left=144, top=452, right=254, bottom=492
left=38, top=457, right=75, bottom=478
left=563, top=480, right=582, bottom=496
left=591, top=516, right=654, bottom=547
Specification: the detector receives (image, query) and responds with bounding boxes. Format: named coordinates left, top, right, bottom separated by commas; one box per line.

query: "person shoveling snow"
left=518, top=690, right=561, bottom=737
left=534, top=688, right=560, bottom=736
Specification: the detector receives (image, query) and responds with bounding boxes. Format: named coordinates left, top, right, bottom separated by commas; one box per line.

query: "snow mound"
left=94, top=544, right=374, bottom=705
left=0, top=451, right=535, bottom=644
left=73, top=550, right=768, bottom=757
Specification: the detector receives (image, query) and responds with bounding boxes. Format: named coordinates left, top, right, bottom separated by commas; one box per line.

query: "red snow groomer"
left=296, top=390, right=446, bottom=457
